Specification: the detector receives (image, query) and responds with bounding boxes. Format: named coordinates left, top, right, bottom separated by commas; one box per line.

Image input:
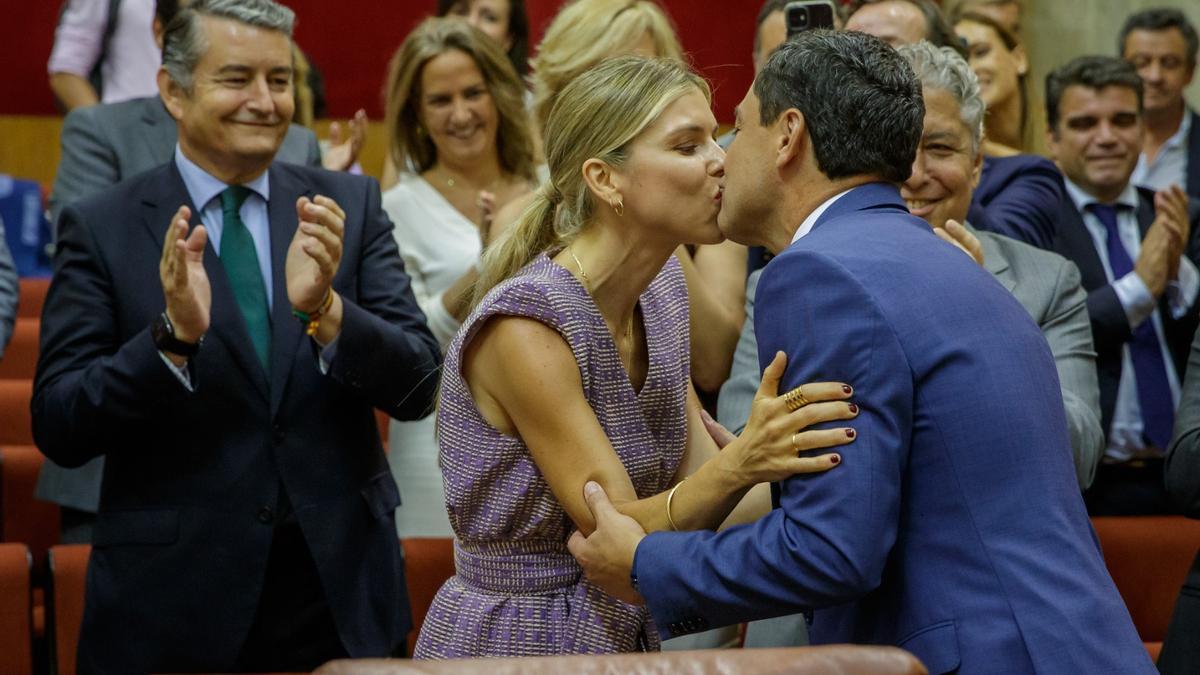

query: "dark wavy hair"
left=756, top=29, right=924, bottom=184
left=436, top=0, right=530, bottom=77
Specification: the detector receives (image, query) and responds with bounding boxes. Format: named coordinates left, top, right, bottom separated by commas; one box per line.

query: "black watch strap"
left=152, top=312, right=202, bottom=357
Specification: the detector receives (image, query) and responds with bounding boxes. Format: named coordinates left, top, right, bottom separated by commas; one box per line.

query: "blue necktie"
left=1089, top=203, right=1175, bottom=448
left=220, top=186, right=271, bottom=371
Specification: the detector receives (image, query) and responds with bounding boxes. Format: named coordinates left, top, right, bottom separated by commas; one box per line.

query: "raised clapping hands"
left=286, top=195, right=345, bottom=313
left=1138, top=185, right=1190, bottom=297
left=321, top=109, right=368, bottom=173
left=159, top=206, right=210, bottom=354
left=716, top=351, right=858, bottom=486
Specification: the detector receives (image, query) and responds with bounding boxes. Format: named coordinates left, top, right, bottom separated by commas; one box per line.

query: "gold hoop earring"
left=611, top=197, right=624, bottom=217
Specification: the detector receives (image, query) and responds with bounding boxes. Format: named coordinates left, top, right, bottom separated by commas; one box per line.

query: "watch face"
left=153, top=312, right=200, bottom=357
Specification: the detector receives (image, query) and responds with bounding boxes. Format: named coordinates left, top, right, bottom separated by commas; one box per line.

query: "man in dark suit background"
left=32, top=1, right=441, bottom=672
left=39, top=0, right=325, bottom=546
left=1119, top=8, right=1200, bottom=200
left=1046, top=55, right=1200, bottom=515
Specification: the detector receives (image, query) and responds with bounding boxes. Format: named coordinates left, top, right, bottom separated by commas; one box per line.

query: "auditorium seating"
left=313, top=645, right=929, bottom=674
left=47, top=544, right=89, bottom=675
left=0, top=542, right=33, bottom=675
left=401, top=537, right=455, bottom=654
left=1092, top=516, right=1200, bottom=660
left=0, top=379, right=34, bottom=445
left=0, top=318, right=39, bottom=380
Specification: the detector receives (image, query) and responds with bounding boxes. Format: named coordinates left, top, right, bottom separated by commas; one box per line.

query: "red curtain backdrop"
left=3, top=1, right=759, bottom=124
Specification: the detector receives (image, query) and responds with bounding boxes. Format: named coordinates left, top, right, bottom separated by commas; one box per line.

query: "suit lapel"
left=976, top=228, right=1016, bottom=294
left=1056, top=199, right=1108, bottom=292
left=142, top=98, right=178, bottom=167
left=266, top=166, right=313, bottom=415
left=142, top=163, right=270, bottom=401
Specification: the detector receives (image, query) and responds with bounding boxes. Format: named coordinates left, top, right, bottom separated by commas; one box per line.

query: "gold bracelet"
left=665, top=477, right=687, bottom=531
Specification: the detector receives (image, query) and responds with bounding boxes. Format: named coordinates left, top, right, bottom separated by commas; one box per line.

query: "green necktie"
left=219, top=185, right=271, bottom=371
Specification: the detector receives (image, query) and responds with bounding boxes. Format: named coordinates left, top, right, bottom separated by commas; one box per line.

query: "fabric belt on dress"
left=454, top=539, right=582, bottom=594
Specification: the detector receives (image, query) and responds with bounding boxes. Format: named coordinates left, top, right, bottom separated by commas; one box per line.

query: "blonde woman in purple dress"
left=414, top=57, right=861, bottom=658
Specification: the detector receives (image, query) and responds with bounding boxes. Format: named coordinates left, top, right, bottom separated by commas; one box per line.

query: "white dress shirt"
left=1131, top=108, right=1191, bottom=193
left=790, top=188, right=856, bottom=245
left=1063, top=178, right=1197, bottom=459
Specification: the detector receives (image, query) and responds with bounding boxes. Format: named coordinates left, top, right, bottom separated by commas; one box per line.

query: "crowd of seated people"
left=1, top=0, right=1199, bottom=672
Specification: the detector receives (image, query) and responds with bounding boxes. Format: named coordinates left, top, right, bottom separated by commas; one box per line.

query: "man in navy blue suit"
left=32, top=1, right=440, bottom=673
left=570, top=32, right=1152, bottom=673
left=1045, top=56, right=1200, bottom=516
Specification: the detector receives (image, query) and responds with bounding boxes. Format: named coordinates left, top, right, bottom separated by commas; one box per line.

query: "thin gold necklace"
left=568, top=247, right=634, bottom=346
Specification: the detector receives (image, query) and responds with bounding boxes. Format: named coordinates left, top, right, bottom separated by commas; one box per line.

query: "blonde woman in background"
left=494, top=0, right=746, bottom=398
left=380, top=17, right=538, bottom=537
left=415, top=56, right=857, bottom=658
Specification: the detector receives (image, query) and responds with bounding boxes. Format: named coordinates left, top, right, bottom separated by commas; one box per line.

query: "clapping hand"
left=159, top=206, right=210, bottom=351
left=286, top=195, right=344, bottom=312
left=321, top=109, right=368, bottom=173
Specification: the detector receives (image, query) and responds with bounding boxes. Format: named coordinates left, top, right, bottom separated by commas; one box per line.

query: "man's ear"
left=776, top=108, right=807, bottom=170
left=582, top=157, right=622, bottom=211
left=158, top=68, right=186, bottom=122
left=1044, top=126, right=1060, bottom=161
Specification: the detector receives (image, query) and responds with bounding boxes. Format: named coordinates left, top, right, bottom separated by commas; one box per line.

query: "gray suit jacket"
left=718, top=226, right=1105, bottom=489
left=39, top=95, right=322, bottom=516
left=49, top=95, right=321, bottom=225
left=0, top=224, right=16, bottom=358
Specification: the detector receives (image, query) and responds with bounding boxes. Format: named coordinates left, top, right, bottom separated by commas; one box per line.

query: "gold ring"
left=792, top=432, right=799, bottom=453
left=782, top=386, right=810, bottom=412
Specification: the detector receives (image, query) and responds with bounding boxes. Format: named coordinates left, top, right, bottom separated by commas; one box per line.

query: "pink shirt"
left=47, top=0, right=160, bottom=104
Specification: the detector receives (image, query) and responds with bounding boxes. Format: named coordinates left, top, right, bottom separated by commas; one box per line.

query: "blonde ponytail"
left=474, top=184, right=562, bottom=306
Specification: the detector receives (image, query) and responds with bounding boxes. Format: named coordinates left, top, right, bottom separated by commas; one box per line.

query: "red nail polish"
left=842, top=385, right=853, bottom=395
left=845, top=428, right=855, bottom=438
left=848, top=403, right=859, bottom=414
left=830, top=455, right=841, bottom=465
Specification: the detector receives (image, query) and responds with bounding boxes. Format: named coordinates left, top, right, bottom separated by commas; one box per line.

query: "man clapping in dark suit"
left=32, top=1, right=441, bottom=672
left=1045, top=56, right=1200, bottom=515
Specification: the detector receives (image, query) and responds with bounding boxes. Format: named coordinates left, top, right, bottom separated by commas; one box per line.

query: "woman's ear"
left=581, top=158, right=622, bottom=210
left=1013, top=43, right=1028, bottom=77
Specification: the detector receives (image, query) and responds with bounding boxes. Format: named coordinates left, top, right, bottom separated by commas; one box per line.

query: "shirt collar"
left=1163, top=107, right=1192, bottom=151
left=1062, top=176, right=1138, bottom=213
left=790, top=187, right=856, bottom=244
left=173, top=145, right=270, bottom=211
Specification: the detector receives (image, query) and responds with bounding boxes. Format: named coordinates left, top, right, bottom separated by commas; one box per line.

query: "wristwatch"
left=152, top=312, right=202, bottom=357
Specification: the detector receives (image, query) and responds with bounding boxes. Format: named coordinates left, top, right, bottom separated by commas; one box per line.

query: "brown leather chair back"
left=400, top=538, right=455, bottom=654
left=0, top=542, right=33, bottom=675
left=315, top=646, right=927, bottom=675
left=0, top=318, right=39, bottom=380
left=1092, top=516, right=1200, bottom=657
left=0, top=445, right=60, bottom=574
left=0, top=380, right=33, bottom=445
left=48, top=544, right=90, bottom=675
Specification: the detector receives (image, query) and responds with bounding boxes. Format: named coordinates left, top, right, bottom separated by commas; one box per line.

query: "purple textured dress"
left=413, top=253, right=690, bottom=658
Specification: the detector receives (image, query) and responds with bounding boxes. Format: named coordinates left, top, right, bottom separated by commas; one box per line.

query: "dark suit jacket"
left=1186, top=109, right=1200, bottom=200
left=32, top=161, right=441, bottom=674
left=967, top=154, right=1064, bottom=249
left=1050, top=186, right=1200, bottom=438
left=39, top=96, right=323, bottom=517
left=1162, top=324, right=1200, bottom=671
left=636, top=184, right=1152, bottom=673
